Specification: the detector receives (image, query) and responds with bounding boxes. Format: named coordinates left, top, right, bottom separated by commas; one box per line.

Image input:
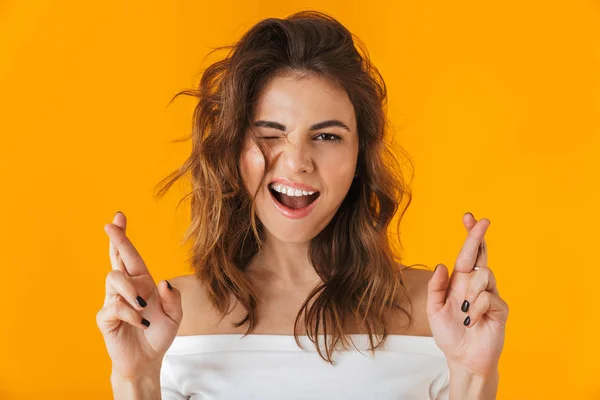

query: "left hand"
left=427, top=212, right=509, bottom=377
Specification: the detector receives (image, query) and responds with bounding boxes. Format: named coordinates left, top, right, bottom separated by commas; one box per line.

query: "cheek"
left=321, top=148, right=358, bottom=182
left=239, top=144, right=266, bottom=193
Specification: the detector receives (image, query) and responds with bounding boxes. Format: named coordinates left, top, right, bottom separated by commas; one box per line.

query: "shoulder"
left=389, top=265, right=435, bottom=337
left=401, top=266, right=435, bottom=294
left=165, top=274, right=222, bottom=336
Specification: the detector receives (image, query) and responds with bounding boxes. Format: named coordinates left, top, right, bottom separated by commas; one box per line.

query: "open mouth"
left=268, top=184, right=320, bottom=209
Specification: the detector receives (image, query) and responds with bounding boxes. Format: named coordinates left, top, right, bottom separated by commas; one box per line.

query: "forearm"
left=448, top=364, right=499, bottom=400
left=111, top=370, right=162, bottom=400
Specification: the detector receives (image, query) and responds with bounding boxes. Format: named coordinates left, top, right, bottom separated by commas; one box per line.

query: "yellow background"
left=1, top=0, right=599, bottom=398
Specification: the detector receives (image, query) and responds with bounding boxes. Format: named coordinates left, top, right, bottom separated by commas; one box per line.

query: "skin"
left=239, top=70, right=359, bottom=286
left=430, top=215, right=509, bottom=386
left=100, top=69, right=508, bottom=397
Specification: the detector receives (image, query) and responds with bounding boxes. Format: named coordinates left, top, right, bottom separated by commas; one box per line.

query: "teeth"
left=270, top=183, right=316, bottom=196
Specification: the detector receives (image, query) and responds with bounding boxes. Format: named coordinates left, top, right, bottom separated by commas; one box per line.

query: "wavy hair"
left=153, top=10, right=421, bottom=364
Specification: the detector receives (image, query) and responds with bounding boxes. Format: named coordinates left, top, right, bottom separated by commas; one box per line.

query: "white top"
left=160, top=334, right=450, bottom=400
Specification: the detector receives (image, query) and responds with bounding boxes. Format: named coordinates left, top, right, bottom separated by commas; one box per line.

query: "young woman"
left=97, top=10, right=508, bottom=400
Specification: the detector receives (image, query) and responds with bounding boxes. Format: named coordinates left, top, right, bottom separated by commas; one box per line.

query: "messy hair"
left=154, top=10, right=420, bottom=364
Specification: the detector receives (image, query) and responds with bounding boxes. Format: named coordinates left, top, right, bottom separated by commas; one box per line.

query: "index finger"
left=476, top=237, right=487, bottom=268
left=103, top=223, right=151, bottom=277
left=454, top=218, right=490, bottom=273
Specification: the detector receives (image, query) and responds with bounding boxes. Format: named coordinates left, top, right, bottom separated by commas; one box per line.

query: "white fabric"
left=160, top=334, right=450, bottom=400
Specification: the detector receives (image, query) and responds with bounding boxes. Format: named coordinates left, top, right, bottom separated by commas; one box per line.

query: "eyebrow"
left=253, top=119, right=351, bottom=132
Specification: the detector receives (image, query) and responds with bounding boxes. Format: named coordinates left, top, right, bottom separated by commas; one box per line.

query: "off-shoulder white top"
left=159, top=333, right=450, bottom=399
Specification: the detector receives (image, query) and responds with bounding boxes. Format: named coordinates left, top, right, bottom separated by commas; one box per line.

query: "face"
left=239, top=71, right=359, bottom=244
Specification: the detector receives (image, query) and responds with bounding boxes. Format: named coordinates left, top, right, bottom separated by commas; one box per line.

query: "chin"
left=255, top=211, right=333, bottom=245
left=255, top=212, right=319, bottom=242
left=266, top=228, right=318, bottom=244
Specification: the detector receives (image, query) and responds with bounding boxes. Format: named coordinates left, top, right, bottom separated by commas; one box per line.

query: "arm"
left=111, top=369, right=162, bottom=400
left=448, top=364, right=499, bottom=400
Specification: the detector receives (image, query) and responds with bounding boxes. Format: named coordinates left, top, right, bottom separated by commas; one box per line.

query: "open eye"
left=314, top=133, right=341, bottom=141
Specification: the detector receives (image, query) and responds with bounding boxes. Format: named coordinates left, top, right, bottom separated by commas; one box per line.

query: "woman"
left=97, top=10, right=508, bottom=399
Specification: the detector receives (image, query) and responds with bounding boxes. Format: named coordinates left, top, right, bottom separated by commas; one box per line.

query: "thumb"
left=427, top=264, right=449, bottom=316
left=157, top=280, right=183, bottom=325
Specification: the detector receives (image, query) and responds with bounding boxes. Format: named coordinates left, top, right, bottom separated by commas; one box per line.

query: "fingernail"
left=141, top=318, right=150, bottom=328
left=166, top=280, right=173, bottom=291
left=434, top=265, right=439, bottom=273
left=465, top=212, right=473, bottom=218
left=115, top=211, right=123, bottom=217
left=461, top=300, right=470, bottom=313
left=463, top=316, right=471, bottom=326
left=136, top=296, right=147, bottom=308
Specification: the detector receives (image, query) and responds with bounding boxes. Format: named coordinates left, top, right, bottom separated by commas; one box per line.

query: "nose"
left=281, top=137, right=314, bottom=174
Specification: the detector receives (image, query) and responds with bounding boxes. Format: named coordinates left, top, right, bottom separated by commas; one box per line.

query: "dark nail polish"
left=166, top=280, right=173, bottom=291
left=136, top=296, right=147, bottom=308
left=461, top=300, right=470, bottom=313
left=463, top=316, right=471, bottom=326
left=141, top=318, right=150, bottom=328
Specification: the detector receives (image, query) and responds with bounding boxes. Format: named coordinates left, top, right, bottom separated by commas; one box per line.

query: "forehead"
left=252, top=72, right=356, bottom=131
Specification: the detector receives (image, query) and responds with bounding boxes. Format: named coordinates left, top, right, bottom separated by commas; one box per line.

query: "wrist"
left=448, top=363, right=499, bottom=400
left=111, top=369, right=161, bottom=400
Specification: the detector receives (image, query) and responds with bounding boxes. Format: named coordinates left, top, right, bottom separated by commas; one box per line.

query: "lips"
left=268, top=186, right=321, bottom=219
left=268, top=178, right=320, bottom=193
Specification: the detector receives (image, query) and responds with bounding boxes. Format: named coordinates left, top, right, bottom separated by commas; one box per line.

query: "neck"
left=245, top=233, right=321, bottom=287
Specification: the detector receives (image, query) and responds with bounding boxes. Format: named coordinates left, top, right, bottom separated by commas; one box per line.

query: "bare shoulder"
left=165, top=274, right=222, bottom=336
left=388, top=266, right=434, bottom=337
left=401, top=266, right=435, bottom=294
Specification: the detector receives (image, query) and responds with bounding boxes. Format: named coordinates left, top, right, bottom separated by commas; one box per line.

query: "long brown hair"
left=153, top=10, right=420, bottom=364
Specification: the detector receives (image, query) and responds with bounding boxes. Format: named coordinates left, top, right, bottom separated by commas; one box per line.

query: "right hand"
left=96, top=211, right=183, bottom=380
